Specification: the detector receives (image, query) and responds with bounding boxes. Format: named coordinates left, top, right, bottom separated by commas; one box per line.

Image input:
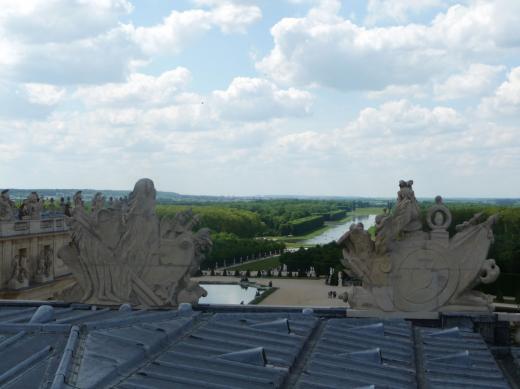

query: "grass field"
left=349, top=207, right=385, bottom=216
left=227, top=256, right=281, bottom=271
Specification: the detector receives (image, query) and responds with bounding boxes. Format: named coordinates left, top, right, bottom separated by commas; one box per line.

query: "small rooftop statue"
left=0, top=189, right=16, bottom=221
left=338, top=180, right=500, bottom=312
left=22, top=191, right=44, bottom=219
left=58, top=178, right=211, bottom=307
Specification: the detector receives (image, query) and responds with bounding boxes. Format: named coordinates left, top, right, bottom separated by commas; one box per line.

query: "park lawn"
left=351, top=207, right=385, bottom=216
left=285, top=242, right=314, bottom=249
left=227, top=256, right=281, bottom=271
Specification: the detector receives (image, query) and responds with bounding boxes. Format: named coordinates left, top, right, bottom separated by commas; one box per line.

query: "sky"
left=0, top=0, right=519, bottom=198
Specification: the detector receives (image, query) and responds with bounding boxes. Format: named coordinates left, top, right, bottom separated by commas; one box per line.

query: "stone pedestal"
left=8, top=278, right=29, bottom=290
left=34, top=274, right=54, bottom=284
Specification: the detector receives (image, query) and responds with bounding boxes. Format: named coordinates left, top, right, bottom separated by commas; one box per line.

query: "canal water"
left=198, top=283, right=260, bottom=305
left=304, top=214, right=378, bottom=245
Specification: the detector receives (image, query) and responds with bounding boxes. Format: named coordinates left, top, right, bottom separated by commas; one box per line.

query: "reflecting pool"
left=198, top=283, right=260, bottom=305
left=304, top=214, right=377, bottom=245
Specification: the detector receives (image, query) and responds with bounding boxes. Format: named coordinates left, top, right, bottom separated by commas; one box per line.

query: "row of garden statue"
left=338, top=180, right=500, bottom=312
left=0, top=190, right=45, bottom=221
left=0, top=188, right=133, bottom=222
left=8, top=246, right=54, bottom=290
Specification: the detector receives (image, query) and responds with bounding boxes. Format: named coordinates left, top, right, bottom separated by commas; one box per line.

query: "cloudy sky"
left=0, top=0, right=519, bottom=197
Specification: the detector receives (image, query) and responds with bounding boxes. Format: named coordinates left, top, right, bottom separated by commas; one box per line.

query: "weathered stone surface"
left=0, top=190, right=16, bottom=221
left=57, top=178, right=212, bottom=307
left=34, top=245, right=54, bottom=283
left=339, top=180, right=499, bottom=312
left=22, top=192, right=44, bottom=220
left=8, top=253, right=29, bottom=290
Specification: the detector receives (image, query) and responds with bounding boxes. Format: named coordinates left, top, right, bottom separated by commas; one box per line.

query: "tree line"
left=156, top=200, right=354, bottom=238
left=201, top=232, right=285, bottom=270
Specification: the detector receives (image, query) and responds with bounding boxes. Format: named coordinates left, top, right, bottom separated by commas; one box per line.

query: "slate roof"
left=0, top=301, right=517, bottom=389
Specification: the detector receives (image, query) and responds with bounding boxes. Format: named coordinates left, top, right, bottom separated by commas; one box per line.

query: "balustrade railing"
left=0, top=217, right=70, bottom=238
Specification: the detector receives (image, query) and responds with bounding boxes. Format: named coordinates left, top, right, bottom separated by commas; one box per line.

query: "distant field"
left=227, top=256, right=281, bottom=271
left=350, top=207, right=385, bottom=216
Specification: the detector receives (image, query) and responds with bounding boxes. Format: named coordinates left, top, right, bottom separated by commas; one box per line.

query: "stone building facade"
left=0, top=218, right=71, bottom=290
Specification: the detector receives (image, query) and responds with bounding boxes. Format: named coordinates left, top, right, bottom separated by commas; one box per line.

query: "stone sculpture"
left=91, top=192, right=105, bottom=213
left=338, top=180, right=500, bottom=312
left=73, top=191, right=83, bottom=208
left=0, top=189, right=16, bottom=221
left=8, top=254, right=29, bottom=289
left=57, top=178, right=212, bottom=307
left=22, top=192, right=44, bottom=219
left=35, top=246, right=53, bottom=283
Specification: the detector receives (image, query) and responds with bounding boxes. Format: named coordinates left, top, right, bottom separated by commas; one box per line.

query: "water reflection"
left=198, top=283, right=259, bottom=305
left=304, top=214, right=377, bottom=245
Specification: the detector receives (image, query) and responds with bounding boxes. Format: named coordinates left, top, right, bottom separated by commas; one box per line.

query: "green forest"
left=156, top=200, right=358, bottom=269
left=157, top=199, right=357, bottom=236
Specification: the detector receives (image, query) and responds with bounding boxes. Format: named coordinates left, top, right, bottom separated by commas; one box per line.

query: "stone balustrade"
left=0, top=217, right=70, bottom=238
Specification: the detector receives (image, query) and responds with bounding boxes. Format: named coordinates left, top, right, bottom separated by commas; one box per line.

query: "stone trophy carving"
left=35, top=246, right=53, bottom=283
left=57, top=178, right=211, bottom=307
left=0, top=189, right=16, bottom=221
left=8, top=254, right=29, bottom=290
left=338, top=180, right=500, bottom=312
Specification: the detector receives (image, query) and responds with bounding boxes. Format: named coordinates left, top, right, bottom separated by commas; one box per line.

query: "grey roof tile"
left=296, top=318, right=417, bottom=389
left=418, top=327, right=510, bottom=389
left=0, top=302, right=516, bottom=388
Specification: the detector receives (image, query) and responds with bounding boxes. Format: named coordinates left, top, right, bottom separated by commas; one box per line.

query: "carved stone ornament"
left=8, top=254, right=29, bottom=290
left=338, top=180, right=500, bottom=312
left=22, top=191, right=44, bottom=220
left=57, top=178, right=212, bottom=307
left=0, top=189, right=16, bottom=221
left=35, top=246, right=54, bottom=283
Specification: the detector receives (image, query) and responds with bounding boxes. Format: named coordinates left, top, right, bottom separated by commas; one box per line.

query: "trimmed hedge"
left=288, top=215, right=325, bottom=235
left=328, top=210, right=347, bottom=221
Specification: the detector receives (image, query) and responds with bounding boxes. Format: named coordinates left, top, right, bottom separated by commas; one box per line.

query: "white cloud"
left=434, top=63, right=505, bottom=100
left=365, top=0, right=446, bottom=25
left=366, top=84, right=427, bottom=100
left=257, top=1, right=520, bottom=91
left=213, top=77, right=313, bottom=121
left=0, top=0, right=133, bottom=43
left=479, top=66, right=520, bottom=115
left=74, top=73, right=311, bottom=124
left=260, top=99, right=519, bottom=195
left=0, top=1, right=261, bottom=85
left=133, top=3, right=261, bottom=55
left=0, top=38, right=20, bottom=67
left=75, top=68, right=191, bottom=107
left=24, top=83, right=66, bottom=105
left=3, top=22, right=142, bottom=85
left=0, top=1, right=519, bottom=196
left=345, top=100, right=463, bottom=137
